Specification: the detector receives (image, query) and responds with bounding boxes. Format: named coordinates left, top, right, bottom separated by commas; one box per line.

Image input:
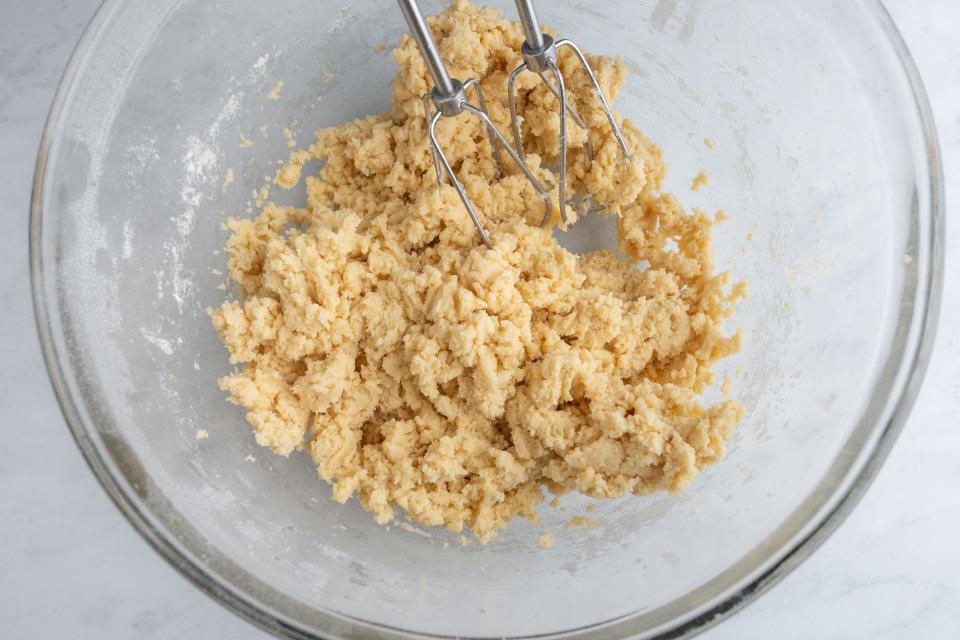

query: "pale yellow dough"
left=210, top=0, right=744, bottom=542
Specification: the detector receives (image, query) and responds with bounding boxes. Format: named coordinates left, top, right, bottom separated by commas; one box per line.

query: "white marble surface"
left=1, top=0, right=957, bottom=638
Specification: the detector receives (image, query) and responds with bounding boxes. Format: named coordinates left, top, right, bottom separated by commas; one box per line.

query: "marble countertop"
left=1, top=1, right=957, bottom=638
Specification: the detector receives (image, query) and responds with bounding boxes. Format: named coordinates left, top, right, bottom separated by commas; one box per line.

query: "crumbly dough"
left=210, top=0, right=743, bottom=542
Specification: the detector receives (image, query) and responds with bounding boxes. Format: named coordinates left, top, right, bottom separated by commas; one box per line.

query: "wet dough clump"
left=211, top=0, right=743, bottom=541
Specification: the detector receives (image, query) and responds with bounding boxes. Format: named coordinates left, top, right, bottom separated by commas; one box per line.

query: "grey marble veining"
left=0, top=1, right=957, bottom=638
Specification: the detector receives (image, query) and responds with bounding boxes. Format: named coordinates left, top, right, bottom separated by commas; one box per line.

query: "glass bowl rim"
left=29, top=1, right=946, bottom=638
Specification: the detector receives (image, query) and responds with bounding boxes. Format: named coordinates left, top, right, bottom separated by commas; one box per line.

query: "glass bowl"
left=31, top=0, right=944, bottom=638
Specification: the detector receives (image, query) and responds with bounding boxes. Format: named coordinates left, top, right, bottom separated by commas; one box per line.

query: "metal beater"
left=507, top=0, right=631, bottom=225
left=397, top=0, right=553, bottom=248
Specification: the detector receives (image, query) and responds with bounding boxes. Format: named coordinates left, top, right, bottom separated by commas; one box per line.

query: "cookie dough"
left=210, top=0, right=744, bottom=542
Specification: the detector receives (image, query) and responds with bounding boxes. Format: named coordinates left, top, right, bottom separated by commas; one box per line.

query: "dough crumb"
left=282, top=127, right=297, bottom=148
left=691, top=170, right=710, bottom=191
left=703, top=138, right=716, bottom=150
left=538, top=529, right=555, bottom=549
left=373, top=43, right=386, bottom=53
left=221, top=169, right=235, bottom=193
left=195, top=429, right=209, bottom=440
left=267, top=80, right=283, bottom=101
left=210, top=0, right=744, bottom=543
left=564, top=516, right=603, bottom=530
left=251, top=184, right=270, bottom=208
left=721, top=375, right=732, bottom=395
left=549, top=496, right=562, bottom=509
left=275, top=149, right=312, bottom=188
left=715, top=209, right=728, bottom=223
left=239, top=133, right=253, bottom=149
left=245, top=454, right=257, bottom=463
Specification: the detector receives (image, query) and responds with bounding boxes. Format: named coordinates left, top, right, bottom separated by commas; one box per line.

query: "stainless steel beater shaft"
left=508, top=0, right=631, bottom=225
left=397, top=0, right=553, bottom=247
